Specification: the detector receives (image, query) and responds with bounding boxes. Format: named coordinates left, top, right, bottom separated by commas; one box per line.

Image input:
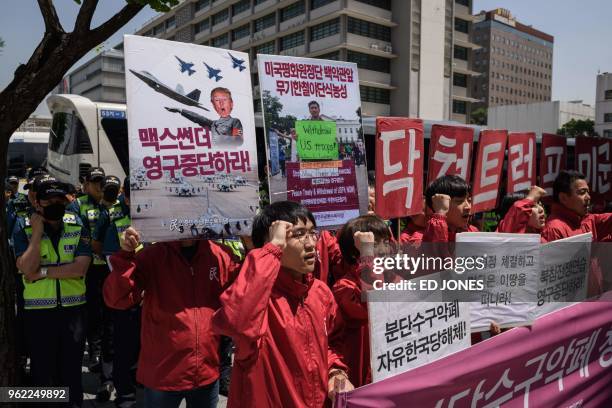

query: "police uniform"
left=13, top=181, right=91, bottom=407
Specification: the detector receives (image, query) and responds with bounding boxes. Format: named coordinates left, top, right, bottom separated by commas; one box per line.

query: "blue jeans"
left=144, top=381, right=219, bottom=408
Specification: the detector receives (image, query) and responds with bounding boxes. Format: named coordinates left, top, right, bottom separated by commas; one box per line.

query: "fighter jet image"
left=129, top=69, right=209, bottom=111
left=175, top=56, right=196, bottom=75
left=228, top=52, right=246, bottom=72
left=204, top=63, right=223, bottom=82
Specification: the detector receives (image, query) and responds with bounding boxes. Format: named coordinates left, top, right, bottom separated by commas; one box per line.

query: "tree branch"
left=87, top=2, right=144, bottom=46
left=37, top=0, right=64, bottom=34
left=74, top=0, right=99, bottom=34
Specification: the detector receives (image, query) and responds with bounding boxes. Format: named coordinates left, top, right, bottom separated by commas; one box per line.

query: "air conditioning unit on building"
left=370, top=43, right=380, bottom=50
left=384, top=45, right=393, bottom=53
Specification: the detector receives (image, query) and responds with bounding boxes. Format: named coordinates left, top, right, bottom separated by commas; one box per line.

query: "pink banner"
left=335, top=296, right=612, bottom=408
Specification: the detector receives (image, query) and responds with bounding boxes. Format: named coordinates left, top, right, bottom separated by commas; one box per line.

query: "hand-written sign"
left=295, top=120, right=338, bottom=160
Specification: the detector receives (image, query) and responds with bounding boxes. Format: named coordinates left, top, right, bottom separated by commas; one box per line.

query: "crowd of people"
left=4, top=165, right=612, bottom=408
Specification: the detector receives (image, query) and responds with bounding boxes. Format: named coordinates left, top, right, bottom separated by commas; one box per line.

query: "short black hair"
left=308, top=100, right=320, bottom=108
left=337, top=215, right=390, bottom=265
left=425, top=175, right=470, bottom=210
left=553, top=170, right=585, bottom=203
left=251, top=201, right=316, bottom=248
left=498, top=192, right=528, bottom=219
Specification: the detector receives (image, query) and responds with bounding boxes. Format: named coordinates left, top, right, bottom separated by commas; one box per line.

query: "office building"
left=595, top=72, right=612, bottom=138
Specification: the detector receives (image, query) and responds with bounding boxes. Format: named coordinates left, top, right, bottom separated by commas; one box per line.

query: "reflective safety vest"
left=23, top=213, right=87, bottom=310
left=113, top=214, right=143, bottom=253
left=78, top=195, right=106, bottom=265
left=214, top=238, right=245, bottom=261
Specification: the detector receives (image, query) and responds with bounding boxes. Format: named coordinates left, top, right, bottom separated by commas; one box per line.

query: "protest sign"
left=336, top=294, right=612, bottom=408
left=268, top=130, right=280, bottom=176
left=124, top=35, right=259, bottom=242
left=368, top=299, right=470, bottom=382
left=427, top=125, right=474, bottom=185
left=258, top=54, right=368, bottom=227
left=507, top=132, right=536, bottom=194
left=540, top=133, right=567, bottom=197
left=536, top=233, right=591, bottom=318
left=374, top=117, right=424, bottom=218
left=471, top=130, right=507, bottom=213
left=575, top=137, right=611, bottom=204
left=455, top=232, right=540, bottom=331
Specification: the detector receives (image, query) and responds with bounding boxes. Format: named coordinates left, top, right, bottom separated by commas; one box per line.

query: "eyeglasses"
left=290, top=229, right=320, bottom=244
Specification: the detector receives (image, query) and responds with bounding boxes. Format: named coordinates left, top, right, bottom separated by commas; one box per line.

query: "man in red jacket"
left=103, top=230, right=241, bottom=408
left=212, top=201, right=353, bottom=407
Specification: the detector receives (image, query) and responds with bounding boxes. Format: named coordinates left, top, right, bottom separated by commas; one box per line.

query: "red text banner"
left=427, top=125, right=474, bottom=186
left=471, top=130, right=508, bottom=213
left=575, top=137, right=612, bottom=204
left=507, top=132, right=536, bottom=194
left=375, top=117, right=424, bottom=218
left=540, top=133, right=567, bottom=197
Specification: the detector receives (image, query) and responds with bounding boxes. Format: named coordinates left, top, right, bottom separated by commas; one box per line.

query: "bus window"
left=49, top=112, right=93, bottom=155
left=101, top=118, right=129, bottom=175
left=8, top=140, right=48, bottom=177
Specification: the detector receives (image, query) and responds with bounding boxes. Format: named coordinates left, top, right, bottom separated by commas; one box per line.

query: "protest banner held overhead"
left=427, top=124, right=474, bottom=186
left=540, top=133, right=567, bottom=198
left=471, top=130, right=507, bottom=213
left=374, top=117, right=425, bottom=219
left=124, top=35, right=259, bottom=242
left=257, top=54, right=368, bottom=228
left=507, top=132, right=537, bottom=194
left=575, top=136, right=612, bottom=206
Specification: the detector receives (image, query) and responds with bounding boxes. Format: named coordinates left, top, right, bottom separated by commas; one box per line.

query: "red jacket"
left=496, top=198, right=547, bottom=242
left=399, top=220, right=425, bottom=245
left=423, top=214, right=479, bottom=243
left=541, top=204, right=612, bottom=242
left=332, top=261, right=371, bottom=388
left=212, top=243, right=347, bottom=408
left=103, top=241, right=241, bottom=391
left=316, top=230, right=343, bottom=285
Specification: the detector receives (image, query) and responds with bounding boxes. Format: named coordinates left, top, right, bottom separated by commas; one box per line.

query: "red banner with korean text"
left=375, top=118, right=424, bottom=218
left=575, top=137, right=612, bottom=207
left=471, top=130, right=508, bottom=213
left=507, top=132, right=536, bottom=194
left=540, top=133, right=567, bottom=198
left=427, top=125, right=474, bottom=186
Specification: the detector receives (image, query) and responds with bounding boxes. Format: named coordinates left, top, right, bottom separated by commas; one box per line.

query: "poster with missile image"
left=124, top=35, right=258, bottom=242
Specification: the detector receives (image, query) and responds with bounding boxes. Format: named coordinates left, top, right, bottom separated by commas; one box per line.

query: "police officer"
left=13, top=176, right=91, bottom=408
left=69, top=167, right=114, bottom=400
left=96, top=177, right=140, bottom=408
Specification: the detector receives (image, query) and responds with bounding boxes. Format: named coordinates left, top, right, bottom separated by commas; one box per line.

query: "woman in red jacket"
left=332, top=215, right=392, bottom=388
left=212, top=201, right=353, bottom=407
left=496, top=185, right=547, bottom=240
left=103, top=231, right=241, bottom=408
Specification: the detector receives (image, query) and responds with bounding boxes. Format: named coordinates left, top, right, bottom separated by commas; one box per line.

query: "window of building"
left=280, top=31, right=305, bottom=50
left=256, top=41, right=275, bottom=54
left=354, top=0, right=391, bottom=10
left=310, top=18, right=340, bottom=41
left=232, top=0, right=250, bottom=16
left=254, top=13, right=275, bottom=32
left=455, top=0, right=470, bottom=6
left=195, top=18, right=210, bottom=33
left=452, top=100, right=467, bottom=114
left=212, top=33, right=229, bottom=47
left=165, top=16, right=176, bottom=29
left=360, top=86, right=390, bottom=104
left=195, top=0, right=210, bottom=12
left=153, top=24, right=165, bottom=35
left=454, top=45, right=468, bottom=60
left=311, top=0, right=335, bottom=9
left=605, top=90, right=612, bottom=100
left=232, top=24, right=250, bottom=41
left=211, top=9, right=229, bottom=25
left=280, top=1, right=305, bottom=22
left=317, top=51, right=341, bottom=60
left=347, top=17, right=391, bottom=42
left=605, top=113, right=612, bottom=123
left=347, top=51, right=390, bottom=73
left=604, top=129, right=612, bottom=138
left=454, top=18, right=469, bottom=34
left=254, top=0, right=268, bottom=5
left=453, top=73, right=467, bottom=87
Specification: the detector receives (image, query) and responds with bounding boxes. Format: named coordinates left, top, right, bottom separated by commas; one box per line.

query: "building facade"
left=488, top=100, right=594, bottom=136
left=471, top=8, right=553, bottom=111
left=135, top=0, right=479, bottom=123
left=595, top=72, right=612, bottom=138
left=54, top=49, right=126, bottom=104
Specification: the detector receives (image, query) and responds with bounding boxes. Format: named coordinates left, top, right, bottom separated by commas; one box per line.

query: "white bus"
left=8, top=132, right=49, bottom=177
left=46, top=94, right=128, bottom=186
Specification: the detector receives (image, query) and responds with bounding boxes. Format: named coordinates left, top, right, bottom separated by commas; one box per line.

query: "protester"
left=13, top=176, right=91, bottom=407
left=497, top=185, right=547, bottom=238
left=333, top=215, right=392, bottom=387
left=103, top=223, right=241, bottom=408
left=212, top=201, right=353, bottom=407
left=399, top=198, right=429, bottom=245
